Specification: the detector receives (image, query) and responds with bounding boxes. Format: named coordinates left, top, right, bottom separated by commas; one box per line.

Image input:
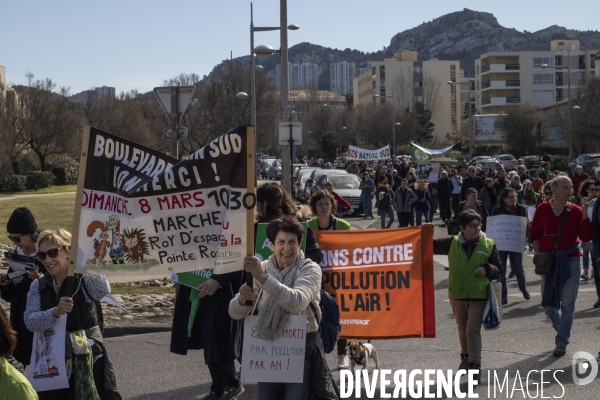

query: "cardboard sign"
left=241, top=315, right=307, bottom=383
left=73, top=126, right=254, bottom=276
left=486, top=215, right=528, bottom=253
left=315, top=225, right=435, bottom=339
left=415, top=163, right=440, bottom=183
left=29, top=315, right=69, bottom=392
left=347, top=145, right=390, bottom=161
left=527, top=206, right=536, bottom=222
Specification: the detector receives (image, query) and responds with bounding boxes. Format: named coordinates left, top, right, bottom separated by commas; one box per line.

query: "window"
left=533, top=57, right=552, bottom=67
left=533, top=90, right=554, bottom=102
left=533, top=74, right=553, bottom=84
left=414, top=81, right=423, bottom=88
left=591, top=55, right=596, bottom=69
left=413, top=67, right=423, bottom=73
left=415, top=95, right=424, bottom=102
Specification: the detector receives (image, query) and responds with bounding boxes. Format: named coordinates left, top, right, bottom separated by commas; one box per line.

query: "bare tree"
left=499, top=104, right=549, bottom=156
left=14, top=73, right=81, bottom=170
left=390, top=70, right=413, bottom=111
left=0, top=84, right=30, bottom=173
left=422, top=72, right=442, bottom=117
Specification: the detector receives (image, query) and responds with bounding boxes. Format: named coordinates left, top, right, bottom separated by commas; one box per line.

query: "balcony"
left=556, top=95, right=564, bottom=101
left=380, top=73, right=385, bottom=80
left=372, top=74, right=377, bottom=81
left=556, top=80, right=564, bottom=87
left=578, top=63, right=586, bottom=69
left=481, top=97, right=520, bottom=107
left=481, top=80, right=521, bottom=90
left=481, top=64, right=520, bottom=74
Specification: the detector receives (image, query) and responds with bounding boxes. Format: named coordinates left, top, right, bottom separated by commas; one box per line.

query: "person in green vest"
left=432, top=210, right=501, bottom=383
left=307, top=189, right=351, bottom=370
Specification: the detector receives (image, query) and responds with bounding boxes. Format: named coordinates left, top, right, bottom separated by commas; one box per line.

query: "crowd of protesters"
left=3, top=151, right=600, bottom=399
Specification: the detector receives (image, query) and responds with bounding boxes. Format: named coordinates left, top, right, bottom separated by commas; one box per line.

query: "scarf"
left=379, top=183, right=389, bottom=189
left=256, top=252, right=305, bottom=341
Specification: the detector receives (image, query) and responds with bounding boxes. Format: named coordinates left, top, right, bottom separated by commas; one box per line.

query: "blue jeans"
left=582, top=242, right=590, bottom=271
left=361, top=193, right=373, bottom=217
left=498, top=251, right=527, bottom=300
left=428, top=195, right=437, bottom=222
left=541, top=257, right=580, bottom=347
left=416, top=209, right=430, bottom=225
left=257, top=360, right=311, bottom=400
left=379, top=206, right=394, bottom=228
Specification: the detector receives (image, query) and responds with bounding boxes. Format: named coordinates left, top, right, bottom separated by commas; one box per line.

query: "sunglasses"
left=8, top=234, right=23, bottom=243
left=36, top=247, right=64, bottom=262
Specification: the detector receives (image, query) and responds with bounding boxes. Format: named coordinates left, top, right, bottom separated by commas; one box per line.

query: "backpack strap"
left=308, top=301, right=322, bottom=332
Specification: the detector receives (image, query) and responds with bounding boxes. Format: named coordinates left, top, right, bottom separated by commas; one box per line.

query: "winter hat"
left=6, top=207, right=38, bottom=235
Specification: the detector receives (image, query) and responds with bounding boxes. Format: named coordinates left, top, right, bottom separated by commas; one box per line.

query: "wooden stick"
left=245, top=126, right=255, bottom=306
left=65, top=126, right=90, bottom=296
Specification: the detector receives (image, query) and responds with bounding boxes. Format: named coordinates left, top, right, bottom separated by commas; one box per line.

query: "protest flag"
left=68, top=126, right=255, bottom=280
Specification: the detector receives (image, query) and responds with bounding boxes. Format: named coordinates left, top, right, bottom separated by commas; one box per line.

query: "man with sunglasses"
left=0, top=207, right=46, bottom=368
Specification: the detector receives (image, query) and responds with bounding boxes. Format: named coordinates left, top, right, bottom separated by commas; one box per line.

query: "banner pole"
left=65, top=126, right=90, bottom=297
left=246, top=126, right=256, bottom=306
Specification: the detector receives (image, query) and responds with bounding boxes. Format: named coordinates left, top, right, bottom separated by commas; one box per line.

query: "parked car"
left=518, top=156, right=540, bottom=170
left=293, top=167, right=319, bottom=201
left=591, top=159, right=600, bottom=179
left=494, top=154, right=517, bottom=170
left=471, top=157, right=497, bottom=170
left=303, top=169, right=348, bottom=200
left=267, top=159, right=282, bottom=180
left=312, top=173, right=363, bottom=214
left=568, top=153, right=600, bottom=175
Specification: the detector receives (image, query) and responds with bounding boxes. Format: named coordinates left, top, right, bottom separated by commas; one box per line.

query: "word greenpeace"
left=340, top=369, right=479, bottom=398
left=339, top=319, right=370, bottom=325
left=340, top=369, right=571, bottom=399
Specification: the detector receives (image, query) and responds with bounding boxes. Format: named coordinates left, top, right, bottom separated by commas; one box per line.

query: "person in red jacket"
left=571, top=165, right=590, bottom=201
left=529, top=176, right=593, bottom=357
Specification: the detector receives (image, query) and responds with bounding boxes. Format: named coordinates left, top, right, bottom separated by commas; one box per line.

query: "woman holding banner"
left=491, top=187, right=530, bottom=305
left=23, top=229, right=120, bottom=400
left=229, top=216, right=338, bottom=399
left=432, top=210, right=501, bottom=380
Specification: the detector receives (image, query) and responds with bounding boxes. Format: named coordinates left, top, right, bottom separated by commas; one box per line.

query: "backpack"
left=309, top=290, right=341, bottom=354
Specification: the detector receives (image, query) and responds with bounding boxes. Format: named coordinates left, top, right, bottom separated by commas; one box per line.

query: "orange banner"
left=314, top=225, right=435, bottom=339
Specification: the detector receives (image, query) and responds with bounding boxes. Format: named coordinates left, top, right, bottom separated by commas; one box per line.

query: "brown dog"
left=347, top=340, right=379, bottom=372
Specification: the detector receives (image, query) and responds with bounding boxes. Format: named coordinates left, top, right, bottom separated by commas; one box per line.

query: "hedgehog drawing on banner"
left=122, top=228, right=151, bottom=264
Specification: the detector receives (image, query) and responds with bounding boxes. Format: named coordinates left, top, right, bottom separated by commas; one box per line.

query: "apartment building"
left=475, top=40, right=598, bottom=114
left=353, top=49, right=462, bottom=142
left=330, top=61, right=356, bottom=95
left=275, top=63, right=319, bottom=90
left=95, top=86, right=115, bottom=97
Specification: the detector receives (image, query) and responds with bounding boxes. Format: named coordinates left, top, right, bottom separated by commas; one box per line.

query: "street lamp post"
left=373, top=94, right=397, bottom=158
left=447, top=76, right=473, bottom=158
left=341, top=127, right=346, bottom=159
left=247, top=2, right=299, bottom=191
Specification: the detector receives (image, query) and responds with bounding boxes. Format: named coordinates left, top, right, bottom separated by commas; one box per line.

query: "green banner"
left=255, top=222, right=308, bottom=261
left=411, top=145, right=433, bottom=163
left=172, top=269, right=213, bottom=289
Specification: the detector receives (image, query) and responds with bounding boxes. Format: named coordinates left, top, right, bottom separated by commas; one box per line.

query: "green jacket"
left=308, top=216, right=350, bottom=231
left=447, top=236, right=494, bottom=300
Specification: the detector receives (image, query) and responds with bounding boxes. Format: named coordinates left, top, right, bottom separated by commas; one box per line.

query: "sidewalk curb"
left=103, top=323, right=172, bottom=338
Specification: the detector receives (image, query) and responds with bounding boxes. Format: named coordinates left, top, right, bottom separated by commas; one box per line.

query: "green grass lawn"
left=0, top=184, right=78, bottom=197
left=110, top=283, right=175, bottom=296
left=0, top=193, right=76, bottom=245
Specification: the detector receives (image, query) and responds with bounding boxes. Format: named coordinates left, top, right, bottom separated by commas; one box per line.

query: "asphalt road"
left=105, top=210, right=600, bottom=399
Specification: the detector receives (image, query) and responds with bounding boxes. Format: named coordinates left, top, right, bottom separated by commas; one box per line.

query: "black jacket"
left=454, top=200, right=489, bottom=232
left=460, top=176, right=484, bottom=200
left=0, top=254, right=46, bottom=365
left=490, top=203, right=528, bottom=218
left=437, top=178, right=454, bottom=198
left=307, top=333, right=340, bottom=399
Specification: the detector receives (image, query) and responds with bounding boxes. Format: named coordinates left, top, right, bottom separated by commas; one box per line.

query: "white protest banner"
left=527, top=206, right=536, bottom=222
left=73, top=126, right=255, bottom=276
left=241, top=315, right=307, bottom=383
left=29, top=315, right=69, bottom=392
left=347, top=145, right=390, bottom=161
left=486, top=215, right=528, bottom=253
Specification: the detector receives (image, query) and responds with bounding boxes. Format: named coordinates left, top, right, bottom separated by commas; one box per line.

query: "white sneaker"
left=338, top=355, right=350, bottom=369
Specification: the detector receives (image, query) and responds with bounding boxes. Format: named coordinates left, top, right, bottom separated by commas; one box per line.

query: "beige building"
left=0, top=65, right=6, bottom=89
left=475, top=40, right=598, bottom=114
left=353, top=49, right=462, bottom=142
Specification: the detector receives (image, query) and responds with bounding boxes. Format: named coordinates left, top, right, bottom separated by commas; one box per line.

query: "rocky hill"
left=205, top=8, right=600, bottom=90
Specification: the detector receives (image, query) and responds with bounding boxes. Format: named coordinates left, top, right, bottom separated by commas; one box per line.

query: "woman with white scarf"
left=229, top=216, right=338, bottom=400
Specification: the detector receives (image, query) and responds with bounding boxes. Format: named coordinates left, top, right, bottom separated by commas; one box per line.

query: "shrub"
left=549, top=155, right=570, bottom=174
left=24, top=171, right=55, bottom=190
left=47, top=156, right=79, bottom=185
left=0, top=175, right=27, bottom=192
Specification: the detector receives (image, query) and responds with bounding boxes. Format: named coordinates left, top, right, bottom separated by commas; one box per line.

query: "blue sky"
left=1, top=0, right=598, bottom=94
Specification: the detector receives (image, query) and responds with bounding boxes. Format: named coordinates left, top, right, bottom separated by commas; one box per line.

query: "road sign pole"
left=289, top=123, right=294, bottom=186
left=170, top=87, right=178, bottom=159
